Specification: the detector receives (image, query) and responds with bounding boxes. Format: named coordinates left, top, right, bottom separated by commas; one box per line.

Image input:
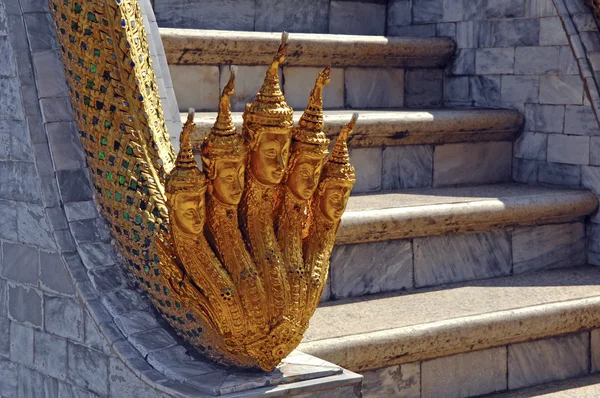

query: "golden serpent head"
left=243, top=33, right=293, bottom=186
left=201, top=66, right=248, bottom=205
left=286, top=66, right=332, bottom=201
left=317, top=113, right=358, bottom=223
left=166, top=110, right=208, bottom=234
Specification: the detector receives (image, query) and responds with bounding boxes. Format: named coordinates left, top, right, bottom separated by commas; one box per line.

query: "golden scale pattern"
left=49, top=0, right=357, bottom=371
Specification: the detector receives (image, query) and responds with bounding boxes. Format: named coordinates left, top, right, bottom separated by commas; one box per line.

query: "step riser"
left=193, top=141, right=513, bottom=194
left=170, top=64, right=445, bottom=112
left=361, top=330, right=597, bottom=398
left=324, top=221, right=586, bottom=300
left=351, top=141, right=513, bottom=193
left=154, top=0, right=389, bottom=36
left=188, top=110, right=523, bottom=148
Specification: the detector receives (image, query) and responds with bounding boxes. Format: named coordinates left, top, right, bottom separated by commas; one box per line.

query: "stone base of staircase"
left=301, top=266, right=600, bottom=397
left=492, top=373, right=600, bottom=397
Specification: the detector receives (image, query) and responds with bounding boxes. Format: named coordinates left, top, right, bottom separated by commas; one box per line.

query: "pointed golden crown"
left=321, top=113, right=358, bottom=183
left=291, top=66, right=331, bottom=157
left=166, top=109, right=207, bottom=194
left=201, top=67, right=247, bottom=179
left=243, top=32, right=294, bottom=132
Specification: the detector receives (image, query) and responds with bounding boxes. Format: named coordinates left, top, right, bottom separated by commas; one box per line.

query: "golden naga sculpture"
left=48, top=0, right=357, bottom=372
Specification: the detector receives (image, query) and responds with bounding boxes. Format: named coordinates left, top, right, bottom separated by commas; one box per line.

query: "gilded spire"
left=292, top=66, right=331, bottom=150
left=212, top=66, right=237, bottom=136
left=167, top=109, right=207, bottom=193
left=243, top=32, right=293, bottom=129
left=202, top=67, right=247, bottom=179
left=322, top=113, right=358, bottom=182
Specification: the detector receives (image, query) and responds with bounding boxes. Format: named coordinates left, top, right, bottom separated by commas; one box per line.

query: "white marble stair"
left=161, top=29, right=454, bottom=112
left=188, top=109, right=523, bottom=193
left=323, top=183, right=597, bottom=300
left=299, top=266, right=600, bottom=397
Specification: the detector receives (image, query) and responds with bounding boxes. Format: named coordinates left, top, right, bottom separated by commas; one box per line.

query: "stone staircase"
left=159, top=27, right=600, bottom=398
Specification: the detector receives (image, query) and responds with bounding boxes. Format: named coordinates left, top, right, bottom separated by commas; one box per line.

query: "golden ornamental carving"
left=49, top=0, right=357, bottom=372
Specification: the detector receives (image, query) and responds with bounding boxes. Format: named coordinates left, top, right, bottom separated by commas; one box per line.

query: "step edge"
left=160, top=28, right=456, bottom=68
left=299, top=294, right=600, bottom=372
left=336, top=190, right=598, bottom=244
left=186, top=109, right=523, bottom=148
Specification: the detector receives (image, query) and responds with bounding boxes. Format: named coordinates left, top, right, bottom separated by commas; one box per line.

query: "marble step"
left=160, top=29, right=455, bottom=68
left=300, top=266, right=600, bottom=396
left=490, top=373, right=600, bottom=397
left=337, top=183, right=596, bottom=245
left=186, top=109, right=522, bottom=193
left=322, top=183, right=596, bottom=300
left=185, top=109, right=523, bottom=149
left=161, top=29, right=454, bottom=112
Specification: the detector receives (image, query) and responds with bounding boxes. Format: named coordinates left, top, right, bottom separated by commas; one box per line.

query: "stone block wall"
left=170, top=64, right=444, bottom=113
left=0, top=0, right=194, bottom=396
left=363, top=330, right=596, bottom=397
left=152, top=0, right=388, bottom=35
left=388, top=0, right=600, bottom=265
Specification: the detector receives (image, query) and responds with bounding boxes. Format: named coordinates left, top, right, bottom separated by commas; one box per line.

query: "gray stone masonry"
left=361, top=329, right=596, bottom=397
left=154, top=0, right=388, bottom=35
left=385, top=0, right=600, bottom=264
left=0, top=0, right=363, bottom=396
left=329, top=221, right=586, bottom=299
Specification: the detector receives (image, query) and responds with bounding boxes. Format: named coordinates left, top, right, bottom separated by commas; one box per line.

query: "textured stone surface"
left=514, top=131, right=547, bottom=160
left=538, top=162, right=581, bottom=185
left=39, top=251, right=75, bottom=295
left=67, top=342, right=109, bottom=396
left=548, top=134, right=589, bottom=165
left=413, top=0, right=443, bottom=23
left=350, top=147, right=382, bottom=193
left=540, top=75, right=584, bottom=105
left=330, top=240, right=412, bottom=299
left=476, top=48, right=515, bottom=74
left=2, top=242, right=38, bottom=285
left=302, top=267, right=600, bottom=372
left=508, top=333, right=589, bottom=389
left=422, top=348, right=507, bottom=398
left=515, top=46, right=560, bottom=75
left=114, top=311, right=160, bottom=337
left=382, top=145, right=433, bottom=190
left=34, top=331, right=67, bottom=380
left=433, top=141, right=512, bottom=186
left=255, top=0, right=329, bottom=33
left=362, top=362, right=420, bottom=398
left=338, top=183, right=596, bottom=245
left=44, top=296, right=83, bottom=341
left=163, top=29, right=455, bottom=68
left=0, top=357, right=18, bottom=397
left=470, top=75, right=501, bottom=106
left=189, top=108, right=522, bottom=148
left=404, top=69, right=443, bottom=107
left=329, top=1, right=386, bottom=36
left=501, top=75, right=539, bottom=104
left=8, top=283, right=42, bottom=327
left=154, top=0, right=255, bottom=30
left=9, top=322, right=33, bottom=366
left=169, top=65, right=219, bottom=112
left=512, top=223, right=586, bottom=274
left=565, top=105, right=600, bottom=135
left=345, top=68, right=404, bottom=108
left=414, top=231, right=512, bottom=287
left=525, top=104, right=565, bottom=133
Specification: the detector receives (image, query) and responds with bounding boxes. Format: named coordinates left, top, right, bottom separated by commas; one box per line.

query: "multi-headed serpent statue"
left=49, top=0, right=357, bottom=372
